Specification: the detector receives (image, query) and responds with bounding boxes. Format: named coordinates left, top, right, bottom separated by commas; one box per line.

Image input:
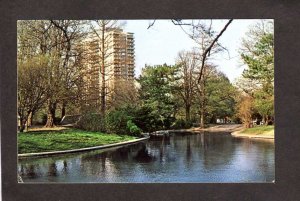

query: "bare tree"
left=147, top=19, right=233, bottom=127
left=175, top=50, right=198, bottom=122
left=17, top=56, right=50, bottom=132
left=17, top=20, right=87, bottom=127
left=43, top=20, right=86, bottom=127
left=89, top=20, right=122, bottom=116
left=109, top=79, right=139, bottom=109
left=147, top=19, right=233, bottom=82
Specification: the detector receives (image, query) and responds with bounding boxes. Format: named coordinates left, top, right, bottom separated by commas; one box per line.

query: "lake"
left=18, top=132, right=275, bottom=183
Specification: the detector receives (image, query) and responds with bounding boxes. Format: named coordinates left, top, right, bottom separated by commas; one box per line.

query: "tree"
left=175, top=50, right=198, bottom=122
left=50, top=20, right=87, bottom=120
left=237, top=94, right=255, bottom=128
left=17, top=55, right=49, bottom=131
left=240, top=20, right=274, bottom=124
left=138, top=64, right=177, bottom=130
left=17, top=20, right=87, bottom=127
left=147, top=19, right=233, bottom=81
left=176, top=20, right=233, bottom=127
left=205, top=70, right=237, bottom=123
left=89, top=20, right=121, bottom=116
left=45, top=20, right=86, bottom=127
left=109, top=79, right=139, bottom=109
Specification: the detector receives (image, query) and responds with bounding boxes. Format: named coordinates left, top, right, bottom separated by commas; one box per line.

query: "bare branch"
left=147, top=20, right=156, bottom=29
left=198, top=19, right=233, bottom=83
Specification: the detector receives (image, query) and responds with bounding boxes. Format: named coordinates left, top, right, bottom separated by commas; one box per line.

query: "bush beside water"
left=75, top=113, right=105, bottom=132
left=76, top=105, right=194, bottom=136
left=171, top=119, right=193, bottom=129
left=75, top=107, right=142, bottom=137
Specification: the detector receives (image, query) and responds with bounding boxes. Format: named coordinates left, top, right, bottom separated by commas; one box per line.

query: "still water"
left=18, top=132, right=275, bottom=183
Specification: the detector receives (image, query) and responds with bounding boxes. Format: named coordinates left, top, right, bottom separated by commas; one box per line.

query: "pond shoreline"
left=164, top=124, right=274, bottom=140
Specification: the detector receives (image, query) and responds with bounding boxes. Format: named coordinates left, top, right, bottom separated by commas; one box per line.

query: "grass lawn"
left=18, top=128, right=137, bottom=154
left=241, top=125, right=274, bottom=135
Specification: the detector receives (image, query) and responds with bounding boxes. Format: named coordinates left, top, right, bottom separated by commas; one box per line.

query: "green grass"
left=241, top=125, right=274, bottom=135
left=18, top=128, right=137, bottom=154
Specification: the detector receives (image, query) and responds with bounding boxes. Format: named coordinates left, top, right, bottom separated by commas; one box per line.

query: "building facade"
left=82, top=28, right=135, bottom=109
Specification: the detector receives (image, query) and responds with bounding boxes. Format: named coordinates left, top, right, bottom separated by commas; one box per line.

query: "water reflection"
left=18, top=132, right=274, bottom=183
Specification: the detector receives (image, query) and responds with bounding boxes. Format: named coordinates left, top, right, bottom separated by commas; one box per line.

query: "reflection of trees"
left=77, top=142, right=157, bottom=179
left=251, top=140, right=275, bottom=180
left=200, top=133, right=236, bottom=170
left=186, top=135, right=192, bottom=164
left=47, top=162, right=58, bottom=176
left=19, top=164, right=39, bottom=179
left=133, top=145, right=156, bottom=163
left=79, top=151, right=110, bottom=176
left=159, top=136, right=170, bottom=163
left=63, top=160, right=68, bottom=173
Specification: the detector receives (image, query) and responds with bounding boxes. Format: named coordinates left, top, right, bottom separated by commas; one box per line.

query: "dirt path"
left=28, top=126, right=69, bottom=132
left=189, top=124, right=243, bottom=133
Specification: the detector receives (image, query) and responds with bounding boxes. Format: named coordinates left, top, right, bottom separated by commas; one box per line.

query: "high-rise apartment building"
left=82, top=28, right=135, bottom=108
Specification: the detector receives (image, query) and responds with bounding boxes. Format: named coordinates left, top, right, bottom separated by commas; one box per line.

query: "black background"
left=1, top=0, right=300, bottom=200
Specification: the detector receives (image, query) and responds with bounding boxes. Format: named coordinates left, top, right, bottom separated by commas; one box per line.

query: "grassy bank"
left=241, top=125, right=274, bottom=135
left=232, top=125, right=274, bottom=139
left=18, top=128, right=137, bottom=154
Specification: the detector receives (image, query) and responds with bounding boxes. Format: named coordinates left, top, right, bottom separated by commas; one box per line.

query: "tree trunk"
left=100, top=24, right=106, bottom=116
left=210, top=115, right=216, bottom=124
left=27, top=111, right=33, bottom=127
left=45, top=101, right=57, bottom=127
left=199, top=80, right=206, bottom=128
left=266, top=115, right=270, bottom=125
left=185, top=105, right=191, bottom=122
left=19, top=117, right=25, bottom=132
left=200, top=108, right=205, bottom=128
left=24, top=120, right=29, bottom=132
left=262, top=115, right=266, bottom=125
left=61, top=101, right=66, bottom=119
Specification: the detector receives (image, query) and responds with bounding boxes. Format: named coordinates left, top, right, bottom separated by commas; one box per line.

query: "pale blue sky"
left=123, top=19, right=264, bottom=82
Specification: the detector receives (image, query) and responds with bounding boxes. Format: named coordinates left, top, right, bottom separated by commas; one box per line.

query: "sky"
left=123, top=19, right=263, bottom=83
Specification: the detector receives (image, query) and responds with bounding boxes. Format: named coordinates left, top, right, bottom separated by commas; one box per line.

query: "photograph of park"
left=17, top=19, right=274, bottom=183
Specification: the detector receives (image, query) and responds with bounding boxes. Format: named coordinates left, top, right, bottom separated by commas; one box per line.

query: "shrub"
left=75, top=113, right=105, bottom=132
left=171, top=119, right=192, bottom=129
left=105, top=109, right=133, bottom=134
left=171, top=119, right=185, bottom=129
left=127, top=120, right=142, bottom=136
left=133, top=105, right=164, bottom=132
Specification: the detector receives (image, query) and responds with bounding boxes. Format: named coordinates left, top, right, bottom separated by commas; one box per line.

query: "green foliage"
left=132, top=105, right=162, bottom=132
left=76, top=105, right=143, bottom=136
left=75, top=113, right=105, bottom=132
left=105, top=109, right=133, bottom=135
left=242, top=32, right=274, bottom=84
left=240, top=21, right=274, bottom=121
left=105, top=105, right=142, bottom=135
left=171, top=119, right=192, bottom=129
left=126, top=120, right=142, bottom=136
left=206, top=71, right=237, bottom=121
left=253, top=88, right=274, bottom=117
left=18, top=128, right=137, bottom=154
left=138, top=64, right=177, bottom=130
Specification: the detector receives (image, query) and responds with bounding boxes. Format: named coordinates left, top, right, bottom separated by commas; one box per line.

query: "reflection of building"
left=82, top=28, right=135, bottom=108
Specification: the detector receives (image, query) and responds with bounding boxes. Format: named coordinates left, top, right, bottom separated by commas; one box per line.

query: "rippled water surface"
left=18, top=132, right=275, bottom=183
